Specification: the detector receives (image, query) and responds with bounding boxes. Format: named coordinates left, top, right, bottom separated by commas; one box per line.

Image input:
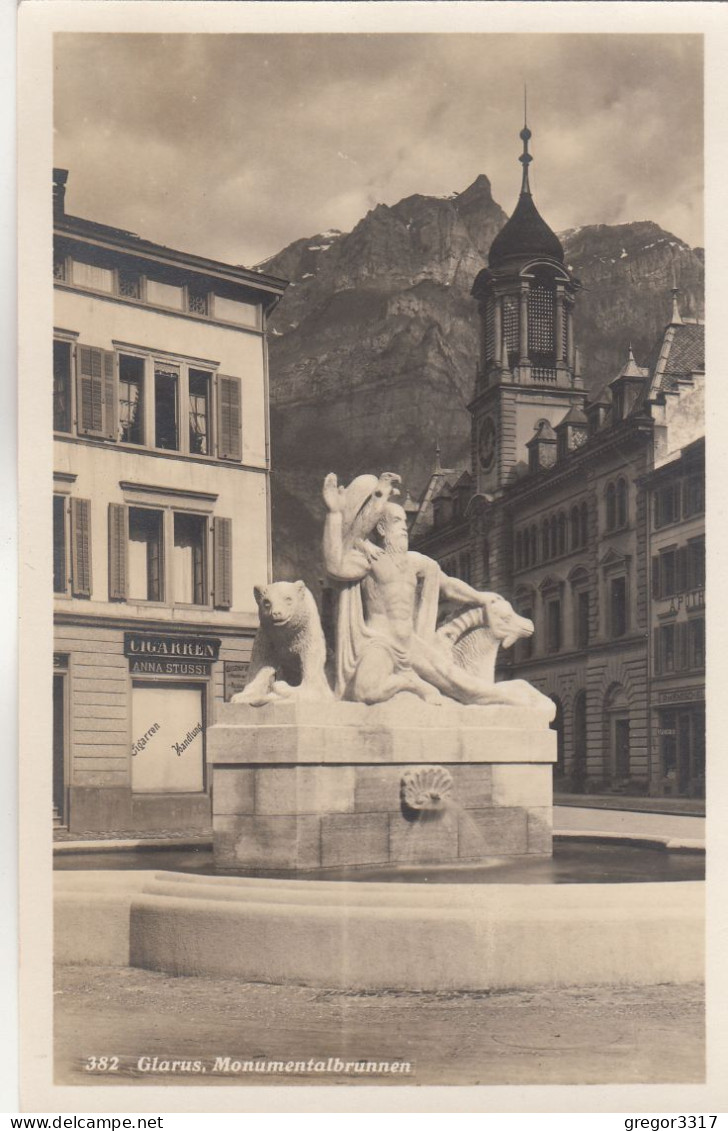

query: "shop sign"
left=224, top=661, right=250, bottom=702
left=124, top=632, right=220, bottom=676
left=657, top=688, right=704, bottom=705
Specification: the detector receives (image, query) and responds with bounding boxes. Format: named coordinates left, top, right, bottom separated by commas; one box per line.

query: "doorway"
left=53, top=672, right=68, bottom=826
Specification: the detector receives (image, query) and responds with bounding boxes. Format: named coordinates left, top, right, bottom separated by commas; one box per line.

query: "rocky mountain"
left=259, top=176, right=704, bottom=588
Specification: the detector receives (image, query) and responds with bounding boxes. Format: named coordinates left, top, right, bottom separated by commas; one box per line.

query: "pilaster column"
left=555, top=287, right=565, bottom=364
left=493, top=295, right=503, bottom=370
left=519, top=283, right=529, bottom=363
left=566, top=301, right=575, bottom=370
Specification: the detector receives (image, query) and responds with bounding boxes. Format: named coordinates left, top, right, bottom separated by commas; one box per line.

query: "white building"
left=52, top=169, right=287, bottom=833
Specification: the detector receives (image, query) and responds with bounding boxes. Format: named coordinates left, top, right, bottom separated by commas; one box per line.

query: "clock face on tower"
left=478, top=416, right=496, bottom=472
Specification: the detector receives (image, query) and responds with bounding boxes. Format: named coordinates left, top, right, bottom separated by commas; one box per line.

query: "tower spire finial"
left=670, top=284, right=682, bottom=325
left=519, top=90, right=532, bottom=196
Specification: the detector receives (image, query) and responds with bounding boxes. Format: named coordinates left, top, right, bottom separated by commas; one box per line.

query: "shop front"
left=654, top=687, right=705, bottom=799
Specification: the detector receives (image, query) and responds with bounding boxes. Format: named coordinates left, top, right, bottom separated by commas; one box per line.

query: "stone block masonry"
left=209, top=699, right=556, bottom=872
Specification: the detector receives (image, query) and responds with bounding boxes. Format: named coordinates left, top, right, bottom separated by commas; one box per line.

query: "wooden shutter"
left=103, top=350, right=118, bottom=440
left=213, top=517, right=233, bottom=608
left=76, top=345, right=116, bottom=438
left=651, top=555, right=660, bottom=599
left=70, top=498, right=92, bottom=597
left=216, top=375, right=242, bottom=461
left=108, top=503, right=128, bottom=601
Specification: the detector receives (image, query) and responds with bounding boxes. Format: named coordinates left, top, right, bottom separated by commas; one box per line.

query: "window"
left=154, top=366, right=179, bottom=450
left=53, top=255, right=67, bottom=282
left=550, top=515, right=558, bottom=558
left=606, top=482, right=616, bottom=531
left=610, top=576, right=627, bottom=638
left=688, top=618, right=705, bottom=669
left=547, top=599, right=562, bottom=653
left=53, top=340, right=72, bottom=433
left=128, top=508, right=164, bottom=602
left=659, top=550, right=677, bottom=598
left=576, top=589, right=590, bottom=648
left=660, top=624, right=676, bottom=672
left=654, top=482, right=680, bottom=528
left=580, top=502, right=588, bottom=547
left=616, top=478, right=627, bottom=527
left=683, top=474, right=705, bottom=518
left=687, top=537, right=705, bottom=590
left=515, top=532, right=523, bottom=571
left=118, top=269, right=141, bottom=299
left=109, top=505, right=232, bottom=609
left=188, top=288, right=209, bottom=316
left=529, top=526, right=537, bottom=566
left=570, top=505, right=580, bottom=550
left=53, top=496, right=67, bottom=593
left=72, top=259, right=114, bottom=293
left=557, top=512, right=566, bottom=556
left=173, top=513, right=207, bottom=605
left=188, top=370, right=211, bottom=455
left=541, top=520, right=549, bottom=561
left=146, top=279, right=184, bottom=309
left=119, top=355, right=145, bottom=445
left=131, top=683, right=205, bottom=794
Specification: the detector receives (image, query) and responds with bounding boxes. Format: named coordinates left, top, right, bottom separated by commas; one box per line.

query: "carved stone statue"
left=323, top=471, right=553, bottom=715
left=232, top=581, right=333, bottom=706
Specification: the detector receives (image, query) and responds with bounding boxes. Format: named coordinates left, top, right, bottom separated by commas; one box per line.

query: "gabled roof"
left=527, top=419, right=557, bottom=444
left=557, top=404, right=588, bottom=427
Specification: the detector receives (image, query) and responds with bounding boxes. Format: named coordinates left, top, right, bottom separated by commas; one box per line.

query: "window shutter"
left=108, top=503, right=128, bottom=600
left=76, top=346, right=105, bottom=436
left=654, top=627, right=662, bottom=675
left=213, top=517, right=233, bottom=608
left=70, top=497, right=92, bottom=597
left=677, top=547, right=688, bottom=593
left=103, top=350, right=118, bottom=440
left=652, top=555, right=660, bottom=599
left=216, top=375, right=242, bottom=461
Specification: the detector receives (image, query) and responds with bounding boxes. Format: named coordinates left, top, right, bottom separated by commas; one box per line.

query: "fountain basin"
left=55, top=863, right=704, bottom=991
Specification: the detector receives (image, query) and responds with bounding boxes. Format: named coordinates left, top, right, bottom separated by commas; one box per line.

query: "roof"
left=557, top=405, right=588, bottom=427
left=408, top=463, right=464, bottom=539
left=640, top=320, right=705, bottom=402
left=488, top=190, right=564, bottom=269
left=527, top=419, right=557, bottom=444
left=55, top=211, right=288, bottom=297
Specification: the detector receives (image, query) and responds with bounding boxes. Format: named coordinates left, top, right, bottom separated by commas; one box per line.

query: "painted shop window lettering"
left=131, top=684, right=204, bottom=793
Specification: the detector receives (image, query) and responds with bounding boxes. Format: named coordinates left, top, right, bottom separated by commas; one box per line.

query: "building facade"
left=412, top=131, right=705, bottom=797
left=52, top=170, right=287, bottom=833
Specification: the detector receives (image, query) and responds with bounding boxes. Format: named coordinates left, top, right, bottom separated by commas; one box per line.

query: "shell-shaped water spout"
left=401, top=766, right=454, bottom=812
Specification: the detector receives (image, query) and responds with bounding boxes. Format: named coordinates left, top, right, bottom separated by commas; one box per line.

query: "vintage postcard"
left=15, top=0, right=728, bottom=1116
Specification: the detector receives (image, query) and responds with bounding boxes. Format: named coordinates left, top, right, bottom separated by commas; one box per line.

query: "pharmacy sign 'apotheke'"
left=124, top=632, right=221, bottom=676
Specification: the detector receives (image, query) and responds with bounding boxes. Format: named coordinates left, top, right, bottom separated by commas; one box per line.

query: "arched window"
left=515, top=531, right=523, bottom=571
left=550, top=515, right=558, bottom=559
left=573, top=691, right=588, bottom=790
left=580, top=501, right=588, bottom=547
left=570, top=505, right=580, bottom=550
left=606, top=482, right=616, bottom=531
left=616, top=478, right=627, bottom=528
left=541, top=519, right=550, bottom=561
left=530, top=525, right=538, bottom=565
left=604, top=683, right=630, bottom=782
left=558, top=512, right=566, bottom=556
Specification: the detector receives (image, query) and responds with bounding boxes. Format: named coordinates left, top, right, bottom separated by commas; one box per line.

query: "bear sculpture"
left=232, top=581, right=334, bottom=706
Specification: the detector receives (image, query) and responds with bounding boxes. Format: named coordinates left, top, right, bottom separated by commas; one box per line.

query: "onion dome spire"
left=488, top=107, right=564, bottom=269
left=519, top=87, right=532, bottom=195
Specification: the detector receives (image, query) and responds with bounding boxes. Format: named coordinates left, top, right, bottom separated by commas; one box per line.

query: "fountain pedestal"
left=208, top=698, right=556, bottom=871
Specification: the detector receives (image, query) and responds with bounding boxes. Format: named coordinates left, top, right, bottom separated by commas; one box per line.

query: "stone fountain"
left=209, top=471, right=557, bottom=872
left=54, top=471, right=703, bottom=994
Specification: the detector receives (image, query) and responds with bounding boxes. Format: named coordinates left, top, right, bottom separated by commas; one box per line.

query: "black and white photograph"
left=14, top=1, right=726, bottom=1115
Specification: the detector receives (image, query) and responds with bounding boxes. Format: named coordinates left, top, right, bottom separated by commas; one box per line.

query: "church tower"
left=469, top=116, right=586, bottom=497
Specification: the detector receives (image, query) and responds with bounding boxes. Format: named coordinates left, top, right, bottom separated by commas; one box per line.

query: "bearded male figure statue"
left=322, top=471, right=553, bottom=715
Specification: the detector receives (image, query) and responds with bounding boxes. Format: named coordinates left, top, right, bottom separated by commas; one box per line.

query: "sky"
left=53, top=33, right=703, bottom=267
